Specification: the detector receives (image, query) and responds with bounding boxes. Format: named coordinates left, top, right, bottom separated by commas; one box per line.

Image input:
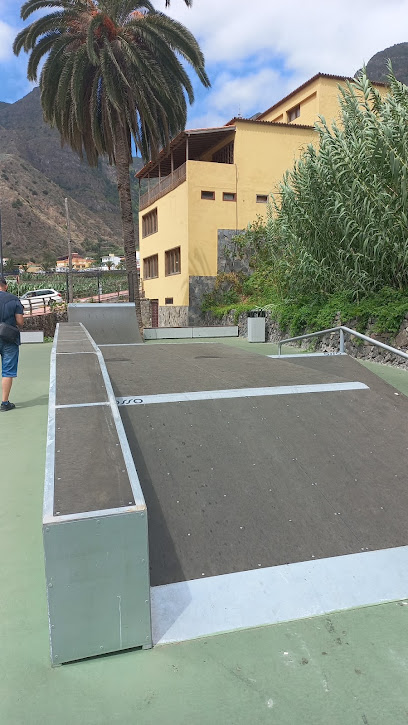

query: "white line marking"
left=56, top=402, right=110, bottom=409
left=151, top=546, right=408, bottom=645
left=117, top=382, right=369, bottom=407
left=99, top=343, right=145, bottom=347
left=268, top=353, right=347, bottom=359
left=56, top=351, right=96, bottom=355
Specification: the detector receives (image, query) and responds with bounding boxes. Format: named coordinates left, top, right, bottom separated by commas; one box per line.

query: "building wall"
left=140, top=125, right=316, bottom=312
left=187, top=161, right=238, bottom=278
left=262, top=76, right=388, bottom=128
left=261, top=78, right=321, bottom=125
left=233, top=121, right=316, bottom=226
left=139, top=177, right=189, bottom=306
left=317, top=76, right=388, bottom=125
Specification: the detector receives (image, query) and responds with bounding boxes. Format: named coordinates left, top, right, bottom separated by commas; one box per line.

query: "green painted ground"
left=1, top=342, right=408, bottom=725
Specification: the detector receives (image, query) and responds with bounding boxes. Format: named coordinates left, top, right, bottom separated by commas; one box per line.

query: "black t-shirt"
left=0, top=290, right=24, bottom=345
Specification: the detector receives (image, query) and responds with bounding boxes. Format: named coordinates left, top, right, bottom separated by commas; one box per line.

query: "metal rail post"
left=339, top=328, right=345, bottom=354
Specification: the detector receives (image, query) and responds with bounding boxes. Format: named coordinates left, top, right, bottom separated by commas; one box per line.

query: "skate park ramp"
left=99, top=342, right=408, bottom=644
left=68, top=303, right=142, bottom=344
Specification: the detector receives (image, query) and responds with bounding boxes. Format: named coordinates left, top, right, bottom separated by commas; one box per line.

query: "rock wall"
left=203, top=309, right=408, bottom=369
left=158, top=305, right=189, bottom=327
left=23, top=310, right=68, bottom=338
left=188, top=277, right=217, bottom=326
left=217, top=228, right=248, bottom=275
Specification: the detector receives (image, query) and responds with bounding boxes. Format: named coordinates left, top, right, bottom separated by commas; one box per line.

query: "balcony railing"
left=140, top=162, right=187, bottom=211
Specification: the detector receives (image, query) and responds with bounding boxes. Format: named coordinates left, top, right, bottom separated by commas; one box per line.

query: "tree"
left=14, top=0, right=209, bottom=334
left=3, top=257, right=18, bottom=274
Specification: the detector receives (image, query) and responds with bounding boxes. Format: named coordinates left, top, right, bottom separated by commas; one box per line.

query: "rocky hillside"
left=356, top=42, right=408, bottom=85
left=0, top=87, right=143, bottom=262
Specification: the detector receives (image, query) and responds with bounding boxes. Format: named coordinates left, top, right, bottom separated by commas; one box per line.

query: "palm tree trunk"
left=114, top=123, right=143, bottom=337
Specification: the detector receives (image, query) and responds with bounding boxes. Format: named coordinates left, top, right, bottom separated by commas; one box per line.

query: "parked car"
left=20, top=288, right=63, bottom=310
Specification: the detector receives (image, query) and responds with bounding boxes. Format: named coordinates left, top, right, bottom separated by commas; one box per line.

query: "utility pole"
left=0, top=207, right=4, bottom=277
left=64, top=198, right=73, bottom=303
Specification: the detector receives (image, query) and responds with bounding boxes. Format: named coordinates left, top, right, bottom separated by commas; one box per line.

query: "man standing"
left=0, top=277, right=24, bottom=412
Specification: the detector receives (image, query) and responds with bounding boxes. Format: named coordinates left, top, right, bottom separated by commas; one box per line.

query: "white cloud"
left=0, top=20, right=16, bottom=61
left=161, top=0, right=408, bottom=74
left=188, top=68, right=305, bottom=129
left=157, top=0, right=408, bottom=126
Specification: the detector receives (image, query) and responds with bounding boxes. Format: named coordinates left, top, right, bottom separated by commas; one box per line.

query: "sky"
left=1, top=0, right=408, bottom=129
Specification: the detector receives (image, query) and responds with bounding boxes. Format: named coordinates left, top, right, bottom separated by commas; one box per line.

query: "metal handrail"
left=278, top=325, right=408, bottom=361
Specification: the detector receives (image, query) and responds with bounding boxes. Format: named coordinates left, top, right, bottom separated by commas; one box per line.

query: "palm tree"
left=14, top=1, right=209, bottom=334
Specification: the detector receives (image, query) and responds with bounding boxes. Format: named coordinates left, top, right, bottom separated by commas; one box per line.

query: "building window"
left=256, top=194, right=268, bottom=203
left=201, top=190, right=215, bottom=200
left=212, top=141, right=234, bottom=164
left=287, top=105, right=300, bottom=123
left=165, top=297, right=174, bottom=305
left=143, top=254, right=158, bottom=279
left=142, top=208, right=158, bottom=237
left=223, top=192, right=236, bottom=202
left=165, top=247, right=181, bottom=276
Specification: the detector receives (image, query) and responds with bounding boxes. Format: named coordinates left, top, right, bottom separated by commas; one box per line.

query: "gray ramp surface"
left=68, top=303, right=142, bottom=345
left=54, top=405, right=135, bottom=516
left=56, top=352, right=107, bottom=406
left=103, top=344, right=408, bottom=586
left=103, top=343, right=370, bottom=396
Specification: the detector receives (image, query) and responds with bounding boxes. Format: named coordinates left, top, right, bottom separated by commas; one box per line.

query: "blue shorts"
left=0, top=340, right=20, bottom=377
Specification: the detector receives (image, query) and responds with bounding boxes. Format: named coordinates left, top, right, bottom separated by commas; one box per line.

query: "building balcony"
left=140, top=163, right=187, bottom=211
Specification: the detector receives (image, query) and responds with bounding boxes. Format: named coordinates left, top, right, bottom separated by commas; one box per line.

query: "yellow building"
left=137, top=73, right=386, bottom=326
left=56, top=253, right=94, bottom=270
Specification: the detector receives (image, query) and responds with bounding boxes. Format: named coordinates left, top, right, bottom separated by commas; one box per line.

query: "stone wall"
left=23, top=309, right=68, bottom=338
left=140, top=299, right=152, bottom=329
left=203, top=308, right=408, bottom=369
left=185, top=229, right=248, bottom=327
left=188, top=277, right=217, bottom=326
left=158, top=305, right=189, bottom=328
left=217, top=228, right=248, bottom=275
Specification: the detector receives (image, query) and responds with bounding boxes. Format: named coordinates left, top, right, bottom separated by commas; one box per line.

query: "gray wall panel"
left=44, top=512, right=151, bottom=664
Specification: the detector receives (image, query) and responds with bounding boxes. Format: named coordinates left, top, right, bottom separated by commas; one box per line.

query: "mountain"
left=356, top=42, right=408, bottom=86
left=0, top=87, right=144, bottom=262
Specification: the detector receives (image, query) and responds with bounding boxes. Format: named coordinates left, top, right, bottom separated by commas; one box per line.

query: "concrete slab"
left=102, top=344, right=408, bottom=589
left=144, top=328, right=192, bottom=340
left=21, top=331, right=44, bottom=343
left=192, top=326, right=238, bottom=338
left=144, top=327, right=238, bottom=340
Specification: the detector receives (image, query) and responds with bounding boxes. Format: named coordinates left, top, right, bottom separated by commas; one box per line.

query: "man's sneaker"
left=0, top=401, right=15, bottom=412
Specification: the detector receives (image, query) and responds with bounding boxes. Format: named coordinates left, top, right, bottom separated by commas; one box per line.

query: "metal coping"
left=43, top=323, right=146, bottom=524
left=43, top=324, right=59, bottom=523
left=79, top=323, right=146, bottom=510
